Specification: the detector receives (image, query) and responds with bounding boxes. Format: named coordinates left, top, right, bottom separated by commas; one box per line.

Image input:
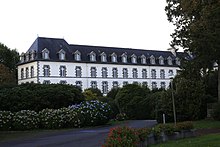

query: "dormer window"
left=42, top=48, right=50, bottom=59
left=141, top=55, right=146, bottom=64
left=20, top=53, right=25, bottom=63
left=121, top=53, right=127, bottom=63
left=74, top=50, right=81, bottom=61
left=58, top=49, right=66, bottom=60
left=159, top=56, right=164, bottom=65
left=167, top=56, right=173, bottom=65
left=176, top=57, right=180, bottom=65
left=131, top=54, right=137, bottom=64
left=111, top=52, right=117, bottom=62
left=30, top=50, right=35, bottom=60
left=101, top=52, right=107, bottom=62
left=90, top=51, right=96, bottom=62
left=25, top=52, right=30, bottom=62
left=150, top=55, right=155, bottom=64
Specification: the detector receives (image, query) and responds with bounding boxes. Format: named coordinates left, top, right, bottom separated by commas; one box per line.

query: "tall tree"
left=165, top=0, right=220, bottom=101
left=0, top=43, right=19, bottom=85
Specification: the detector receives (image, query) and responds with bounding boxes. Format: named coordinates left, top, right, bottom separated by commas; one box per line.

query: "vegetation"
left=150, top=134, right=220, bottom=147
left=211, top=103, right=220, bottom=121
left=193, top=120, right=220, bottom=129
left=165, top=0, right=220, bottom=101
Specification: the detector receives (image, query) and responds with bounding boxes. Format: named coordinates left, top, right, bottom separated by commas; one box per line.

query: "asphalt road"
left=0, top=120, right=157, bottom=147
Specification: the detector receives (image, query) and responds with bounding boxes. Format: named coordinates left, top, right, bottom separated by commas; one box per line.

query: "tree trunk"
left=218, top=62, right=220, bottom=102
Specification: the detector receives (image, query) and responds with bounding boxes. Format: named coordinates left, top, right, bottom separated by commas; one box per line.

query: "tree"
left=0, top=43, right=19, bottom=84
left=165, top=0, right=220, bottom=101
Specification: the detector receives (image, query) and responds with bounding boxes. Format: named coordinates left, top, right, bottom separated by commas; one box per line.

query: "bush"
left=12, top=110, right=39, bottom=130
left=0, top=111, right=14, bottom=130
left=70, top=100, right=112, bottom=126
left=103, top=126, right=139, bottom=147
left=0, top=83, right=84, bottom=112
left=211, top=103, right=220, bottom=121
left=115, top=113, right=127, bottom=121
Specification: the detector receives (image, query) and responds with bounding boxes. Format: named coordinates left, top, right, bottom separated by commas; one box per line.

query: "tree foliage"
left=165, top=0, right=220, bottom=101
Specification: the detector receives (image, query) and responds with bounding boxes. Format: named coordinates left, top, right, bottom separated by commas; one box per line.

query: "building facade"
left=17, top=37, right=183, bottom=94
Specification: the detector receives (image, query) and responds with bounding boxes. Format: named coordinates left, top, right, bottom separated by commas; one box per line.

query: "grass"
left=193, top=119, right=220, bottom=129
left=150, top=133, right=220, bottom=147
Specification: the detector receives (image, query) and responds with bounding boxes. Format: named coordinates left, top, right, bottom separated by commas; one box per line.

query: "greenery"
left=0, top=100, right=112, bottom=130
left=165, top=0, right=220, bottom=102
left=211, top=103, right=220, bottom=121
left=0, top=83, right=84, bottom=112
left=193, top=120, right=220, bottom=129
left=150, top=134, right=220, bottom=147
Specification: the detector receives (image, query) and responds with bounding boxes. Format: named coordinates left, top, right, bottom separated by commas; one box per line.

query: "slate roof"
left=19, top=37, right=187, bottom=66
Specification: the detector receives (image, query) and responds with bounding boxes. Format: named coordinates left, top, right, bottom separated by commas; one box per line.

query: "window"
left=176, top=57, right=180, bottom=65
left=76, top=81, right=82, bottom=87
left=25, top=53, right=29, bottom=62
left=60, top=66, right=66, bottom=77
left=60, top=80, right=67, bottom=84
left=167, top=56, right=173, bottom=65
left=20, top=53, right=25, bottom=63
left=150, top=55, right=155, bottom=64
left=152, top=82, right=157, bottom=89
left=141, top=55, right=146, bottom=64
left=102, top=81, right=108, bottom=94
left=21, top=68, right=24, bottom=79
left=142, top=82, right=148, bottom=87
left=113, top=81, right=118, bottom=89
left=91, top=67, right=97, bottom=78
left=111, top=53, right=117, bottom=62
left=31, top=66, right=34, bottom=78
left=90, top=51, right=96, bottom=62
left=142, top=69, right=147, bottom=79
left=123, top=81, right=128, bottom=86
left=168, top=70, right=173, bottom=76
left=75, top=66, right=82, bottom=78
left=131, top=54, right=137, bottom=63
left=121, top=53, right=127, bottom=63
left=30, top=50, right=35, bottom=60
left=91, top=81, right=97, bottom=89
left=43, top=65, right=50, bottom=77
left=132, top=68, right=138, bottom=78
left=159, top=56, right=164, bottom=65
left=161, top=82, right=166, bottom=89
left=42, top=48, right=50, bottom=59
left=112, top=68, right=118, bottom=78
left=101, top=52, right=107, bottom=62
left=74, top=50, right=81, bottom=61
left=102, top=67, right=108, bottom=78
left=160, top=69, right=165, bottom=79
left=25, top=67, right=29, bottom=78
left=43, top=80, right=50, bottom=84
left=151, top=69, right=156, bottom=79
left=122, top=68, right=128, bottom=78
left=58, top=49, right=66, bottom=60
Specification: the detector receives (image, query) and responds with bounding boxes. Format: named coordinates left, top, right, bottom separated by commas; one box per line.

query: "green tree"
left=165, top=0, right=220, bottom=101
left=0, top=64, right=16, bottom=85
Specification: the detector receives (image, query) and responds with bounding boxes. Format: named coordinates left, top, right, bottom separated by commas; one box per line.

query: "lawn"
left=193, top=119, right=220, bottom=129
left=150, top=133, right=220, bottom=147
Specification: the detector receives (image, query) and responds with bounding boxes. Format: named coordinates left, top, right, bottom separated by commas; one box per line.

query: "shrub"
left=70, top=100, right=112, bottom=126
left=103, top=126, right=139, bottom=147
left=0, top=111, right=14, bottom=131
left=12, top=110, right=39, bottom=130
left=175, top=121, right=194, bottom=131
left=115, top=113, right=127, bottom=121
left=211, top=103, right=220, bottom=121
left=136, top=128, right=151, bottom=141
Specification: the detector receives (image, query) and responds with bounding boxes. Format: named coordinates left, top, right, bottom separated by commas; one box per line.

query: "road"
left=0, top=120, right=157, bottom=147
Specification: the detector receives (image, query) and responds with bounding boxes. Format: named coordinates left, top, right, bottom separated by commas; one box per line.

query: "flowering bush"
left=70, top=100, right=112, bottom=126
left=115, top=113, right=127, bottom=121
left=39, top=108, right=82, bottom=129
left=103, top=126, right=139, bottom=147
left=0, top=111, right=14, bottom=130
left=136, top=128, right=151, bottom=141
left=12, top=110, right=39, bottom=130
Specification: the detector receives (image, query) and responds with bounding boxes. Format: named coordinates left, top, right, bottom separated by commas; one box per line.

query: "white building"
left=17, top=37, right=184, bottom=94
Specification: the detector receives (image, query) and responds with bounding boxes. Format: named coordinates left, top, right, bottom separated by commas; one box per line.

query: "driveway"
left=0, top=120, right=157, bottom=147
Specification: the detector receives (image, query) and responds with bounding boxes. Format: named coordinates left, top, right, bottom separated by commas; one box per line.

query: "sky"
left=0, top=0, right=176, bottom=54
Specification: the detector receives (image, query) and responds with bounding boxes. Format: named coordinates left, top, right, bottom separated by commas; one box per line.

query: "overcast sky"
left=0, top=0, right=176, bottom=54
